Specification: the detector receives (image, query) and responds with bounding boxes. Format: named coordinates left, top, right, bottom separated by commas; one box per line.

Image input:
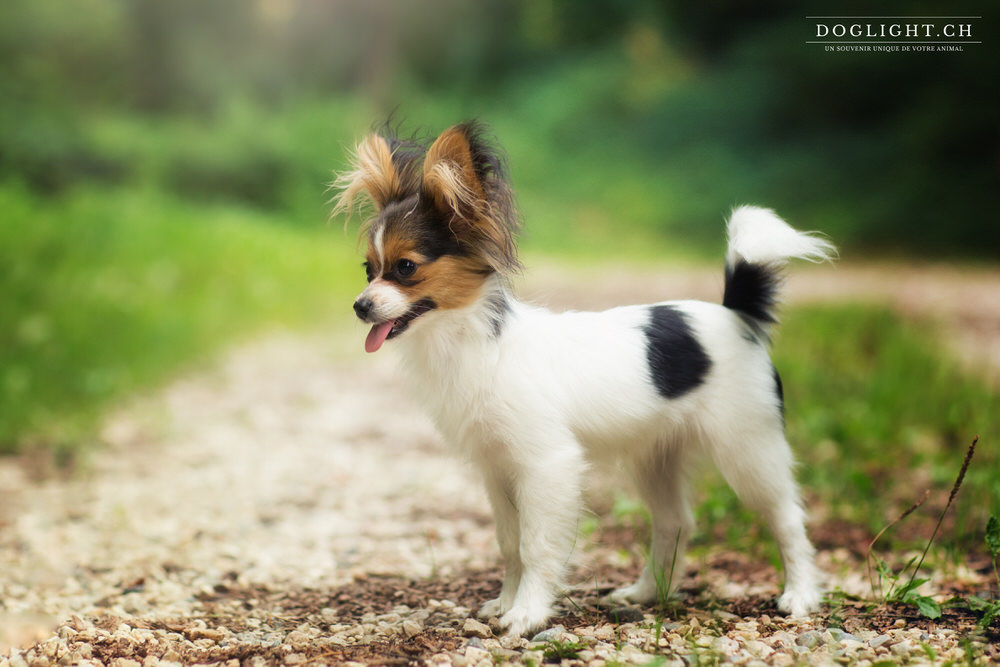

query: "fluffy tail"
left=722, top=206, right=836, bottom=336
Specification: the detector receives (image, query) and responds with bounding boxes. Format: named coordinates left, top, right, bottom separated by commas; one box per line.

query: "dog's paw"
left=777, top=586, right=822, bottom=617
left=478, top=597, right=504, bottom=619
left=499, top=604, right=552, bottom=637
left=607, top=581, right=658, bottom=606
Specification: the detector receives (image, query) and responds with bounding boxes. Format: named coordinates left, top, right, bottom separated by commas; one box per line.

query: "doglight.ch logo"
left=808, top=16, right=982, bottom=52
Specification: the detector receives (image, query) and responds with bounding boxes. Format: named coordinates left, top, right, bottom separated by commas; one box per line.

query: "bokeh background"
left=1, top=0, right=997, bottom=544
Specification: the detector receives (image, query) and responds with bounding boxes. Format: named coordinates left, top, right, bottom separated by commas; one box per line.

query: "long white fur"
left=377, top=207, right=833, bottom=636
left=727, top=205, right=837, bottom=266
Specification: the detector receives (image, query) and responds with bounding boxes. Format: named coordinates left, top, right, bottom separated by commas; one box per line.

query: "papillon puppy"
left=334, top=121, right=835, bottom=636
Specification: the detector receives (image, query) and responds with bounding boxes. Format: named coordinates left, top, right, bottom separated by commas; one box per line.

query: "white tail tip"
left=726, top=206, right=837, bottom=266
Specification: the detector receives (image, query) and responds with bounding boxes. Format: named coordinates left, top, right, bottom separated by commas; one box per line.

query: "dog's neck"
left=395, top=274, right=514, bottom=389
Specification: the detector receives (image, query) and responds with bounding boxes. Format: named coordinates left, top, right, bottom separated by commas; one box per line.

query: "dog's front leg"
left=498, top=437, right=586, bottom=637
left=478, top=468, right=521, bottom=619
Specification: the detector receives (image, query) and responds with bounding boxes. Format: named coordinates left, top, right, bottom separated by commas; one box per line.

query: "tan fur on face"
left=408, top=255, right=491, bottom=311
left=368, top=226, right=490, bottom=313
left=332, top=134, right=420, bottom=221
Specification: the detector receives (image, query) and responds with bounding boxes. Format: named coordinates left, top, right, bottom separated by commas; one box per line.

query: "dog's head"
left=334, top=122, right=519, bottom=352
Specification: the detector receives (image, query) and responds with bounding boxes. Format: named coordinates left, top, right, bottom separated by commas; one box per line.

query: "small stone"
left=608, top=606, right=645, bottom=624
left=771, top=654, right=795, bottom=667
left=796, top=630, right=824, bottom=648
left=713, top=637, right=739, bottom=655
left=828, top=628, right=861, bottom=643
left=402, top=620, right=422, bottom=638
left=462, top=618, right=492, bottom=639
left=618, top=644, right=646, bottom=662
left=284, top=653, right=306, bottom=665
left=188, top=627, right=224, bottom=641
left=745, top=640, right=773, bottom=658
left=464, top=646, right=489, bottom=664
left=481, top=615, right=500, bottom=635
left=770, top=630, right=795, bottom=648
left=891, top=640, right=915, bottom=657
left=868, top=634, right=891, bottom=648
left=530, top=625, right=565, bottom=643
left=426, top=653, right=451, bottom=667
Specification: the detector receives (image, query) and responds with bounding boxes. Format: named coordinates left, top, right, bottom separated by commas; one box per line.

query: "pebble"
left=1, top=350, right=995, bottom=667
left=608, top=606, right=645, bottom=623
left=796, top=630, right=824, bottom=648
left=462, top=618, right=492, bottom=639
left=530, top=624, right=565, bottom=643
left=402, top=619, right=422, bottom=637
left=891, top=639, right=916, bottom=657
left=828, top=627, right=861, bottom=643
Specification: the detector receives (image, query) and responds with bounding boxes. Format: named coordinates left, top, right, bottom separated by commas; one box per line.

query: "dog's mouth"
left=364, top=298, right=437, bottom=353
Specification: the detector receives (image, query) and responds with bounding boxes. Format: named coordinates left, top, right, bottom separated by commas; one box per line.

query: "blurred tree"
left=0, top=0, right=994, bottom=253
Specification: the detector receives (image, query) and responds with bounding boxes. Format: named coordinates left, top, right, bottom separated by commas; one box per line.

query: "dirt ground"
left=1, top=261, right=998, bottom=666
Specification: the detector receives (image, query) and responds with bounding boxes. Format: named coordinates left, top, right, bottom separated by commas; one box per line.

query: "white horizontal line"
left=806, top=41, right=981, bottom=44
left=806, top=16, right=982, bottom=19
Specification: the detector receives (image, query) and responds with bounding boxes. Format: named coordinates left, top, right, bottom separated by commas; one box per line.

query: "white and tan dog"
left=335, top=121, right=834, bottom=636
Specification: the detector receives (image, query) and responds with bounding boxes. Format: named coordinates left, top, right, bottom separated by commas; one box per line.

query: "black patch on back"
left=772, top=364, right=785, bottom=419
left=643, top=306, right=712, bottom=399
left=722, top=259, right=780, bottom=326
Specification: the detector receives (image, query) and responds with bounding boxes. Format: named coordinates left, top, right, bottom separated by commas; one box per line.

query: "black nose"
left=354, top=297, right=373, bottom=321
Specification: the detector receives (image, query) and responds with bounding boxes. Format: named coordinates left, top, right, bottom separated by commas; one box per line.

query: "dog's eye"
left=395, top=259, right=417, bottom=278
left=363, top=262, right=374, bottom=283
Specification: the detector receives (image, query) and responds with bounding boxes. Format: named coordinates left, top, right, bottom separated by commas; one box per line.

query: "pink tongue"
left=365, top=321, right=395, bottom=353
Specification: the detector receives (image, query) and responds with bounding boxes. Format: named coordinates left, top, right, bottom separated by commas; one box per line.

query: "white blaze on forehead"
left=372, top=220, right=386, bottom=273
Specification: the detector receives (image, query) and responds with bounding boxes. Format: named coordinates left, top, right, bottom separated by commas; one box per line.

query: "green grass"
left=0, top=181, right=358, bottom=453
left=690, top=305, right=998, bottom=557
left=779, top=306, right=999, bottom=537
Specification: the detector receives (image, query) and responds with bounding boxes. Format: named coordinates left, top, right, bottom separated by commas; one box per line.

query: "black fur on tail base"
left=722, top=259, right=782, bottom=328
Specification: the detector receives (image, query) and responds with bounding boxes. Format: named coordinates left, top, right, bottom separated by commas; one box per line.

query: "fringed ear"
left=331, top=134, right=419, bottom=221
left=422, top=123, right=521, bottom=274
left=422, top=126, right=486, bottom=219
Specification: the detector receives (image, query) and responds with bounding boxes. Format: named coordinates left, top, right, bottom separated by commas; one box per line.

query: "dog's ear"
left=422, top=123, right=520, bottom=273
left=422, top=124, right=487, bottom=220
left=333, top=133, right=417, bottom=218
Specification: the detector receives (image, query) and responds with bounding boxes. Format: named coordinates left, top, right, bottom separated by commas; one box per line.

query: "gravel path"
left=2, top=263, right=998, bottom=666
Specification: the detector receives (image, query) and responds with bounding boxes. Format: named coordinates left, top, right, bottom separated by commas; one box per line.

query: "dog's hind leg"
left=711, top=429, right=822, bottom=616
left=610, top=445, right=693, bottom=605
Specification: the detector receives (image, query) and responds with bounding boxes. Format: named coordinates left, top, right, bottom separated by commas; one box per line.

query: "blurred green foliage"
left=0, top=183, right=355, bottom=452
left=777, top=307, right=999, bottom=537
left=0, top=0, right=996, bottom=463
left=1, top=0, right=996, bottom=253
